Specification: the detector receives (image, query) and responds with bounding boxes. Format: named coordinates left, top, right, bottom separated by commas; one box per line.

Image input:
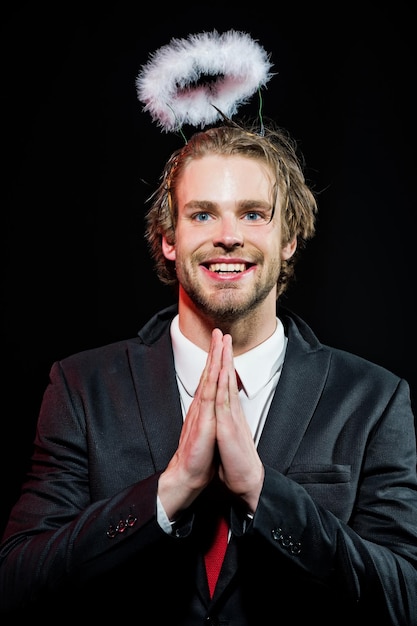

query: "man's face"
left=162, top=154, right=296, bottom=322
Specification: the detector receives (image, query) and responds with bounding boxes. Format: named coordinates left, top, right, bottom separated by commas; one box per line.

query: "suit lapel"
left=128, top=324, right=184, bottom=472
left=257, top=315, right=331, bottom=472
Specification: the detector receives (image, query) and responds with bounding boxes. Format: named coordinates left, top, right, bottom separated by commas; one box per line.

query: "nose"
left=212, top=215, right=243, bottom=249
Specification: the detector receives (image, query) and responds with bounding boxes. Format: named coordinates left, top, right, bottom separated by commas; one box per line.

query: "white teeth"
left=208, top=263, right=246, bottom=273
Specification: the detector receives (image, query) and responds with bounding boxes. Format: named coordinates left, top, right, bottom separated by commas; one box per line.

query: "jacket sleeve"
left=0, top=357, right=172, bottom=612
left=250, top=378, right=417, bottom=625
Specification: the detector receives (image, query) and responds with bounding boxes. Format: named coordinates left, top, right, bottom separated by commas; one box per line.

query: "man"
left=1, top=122, right=417, bottom=625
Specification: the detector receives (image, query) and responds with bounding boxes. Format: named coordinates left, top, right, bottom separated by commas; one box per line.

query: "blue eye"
left=244, top=211, right=269, bottom=223
left=194, top=212, right=211, bottom=222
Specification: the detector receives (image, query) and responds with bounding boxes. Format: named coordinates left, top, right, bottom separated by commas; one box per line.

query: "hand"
left=158, top=328, right=264, bottom=519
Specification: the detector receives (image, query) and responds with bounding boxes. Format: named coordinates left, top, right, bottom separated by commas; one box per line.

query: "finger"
left=194, top=328, right=223, bottom=398
left=218, top=333, right=239, bottom=400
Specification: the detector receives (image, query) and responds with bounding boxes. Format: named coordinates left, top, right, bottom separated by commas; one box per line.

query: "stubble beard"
left=177, top=261, right=280, bottom=325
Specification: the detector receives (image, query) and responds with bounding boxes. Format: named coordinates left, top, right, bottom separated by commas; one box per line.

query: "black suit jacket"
left=1, top=305, right=417, bottom=625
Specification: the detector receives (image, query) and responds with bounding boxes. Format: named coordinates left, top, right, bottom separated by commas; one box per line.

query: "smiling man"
left=1, top=122, right=417, bottom=625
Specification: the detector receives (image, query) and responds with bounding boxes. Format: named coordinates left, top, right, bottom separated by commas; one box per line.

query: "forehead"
left=177, top=154, right=275, bottom=204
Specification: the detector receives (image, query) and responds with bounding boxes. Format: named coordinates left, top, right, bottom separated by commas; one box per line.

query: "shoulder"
left=53, top=304, right=178, bottom=377
left=52, top=338, right=142, bottom=385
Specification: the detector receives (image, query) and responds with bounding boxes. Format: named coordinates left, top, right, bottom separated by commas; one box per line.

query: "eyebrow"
left=183, top=199, right=272, bottom=211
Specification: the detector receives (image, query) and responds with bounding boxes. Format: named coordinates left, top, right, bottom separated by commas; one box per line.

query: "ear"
left=281, top=236, right=297, bottom=260
left=162, top=235, right=176, bottom=261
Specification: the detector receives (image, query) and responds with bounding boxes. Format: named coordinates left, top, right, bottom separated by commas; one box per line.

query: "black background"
left=1, top=2, right=416, bottom=533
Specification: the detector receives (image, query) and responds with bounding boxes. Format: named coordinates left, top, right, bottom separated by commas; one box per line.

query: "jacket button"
left=271, top=527, right=302, bottom=555
left=106, top=524, right=117, bottom=538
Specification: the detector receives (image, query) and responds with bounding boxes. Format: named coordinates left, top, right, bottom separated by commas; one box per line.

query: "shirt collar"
left=170, top=315, right=286, bottom=399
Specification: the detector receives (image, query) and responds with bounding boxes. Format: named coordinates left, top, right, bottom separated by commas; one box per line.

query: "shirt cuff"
left=156, top=494, right=176, bottom=534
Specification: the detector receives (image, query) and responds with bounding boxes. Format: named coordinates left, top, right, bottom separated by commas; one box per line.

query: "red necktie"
left=204, top=513, right=229, bottom=597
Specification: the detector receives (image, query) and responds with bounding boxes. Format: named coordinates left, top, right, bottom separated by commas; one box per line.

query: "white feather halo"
left=136, top=30, right=274, bottom=132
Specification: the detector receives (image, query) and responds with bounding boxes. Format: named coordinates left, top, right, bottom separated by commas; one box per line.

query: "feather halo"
left=136, top=30, right=274, bottom=132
